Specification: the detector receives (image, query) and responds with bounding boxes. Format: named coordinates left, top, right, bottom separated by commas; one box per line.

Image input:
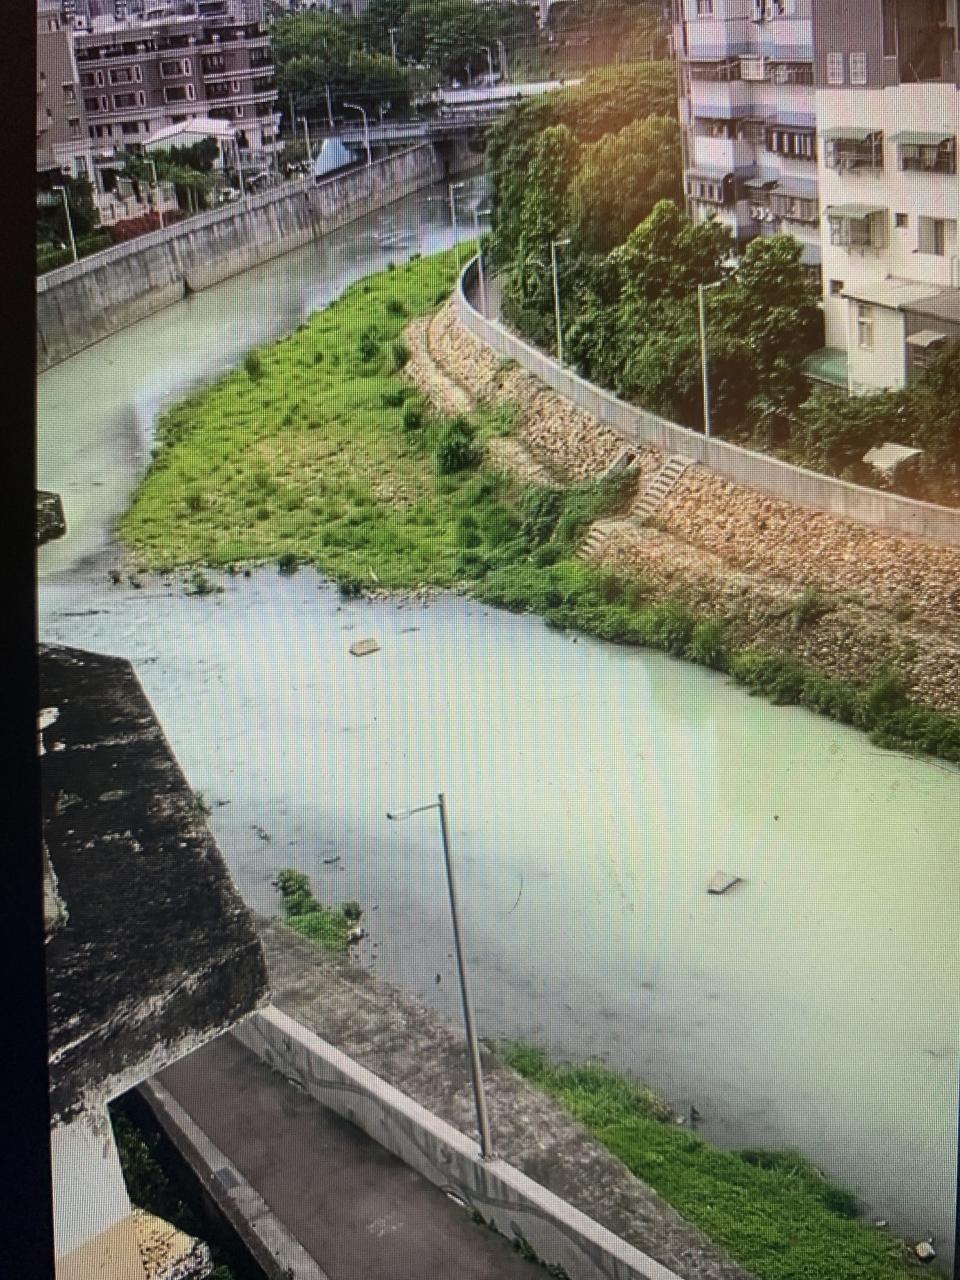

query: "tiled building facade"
left=38, top=0, right=279, bottom=166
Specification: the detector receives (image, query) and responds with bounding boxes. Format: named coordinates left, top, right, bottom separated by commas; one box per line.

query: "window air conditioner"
left=751, top=0, right=765, bottom=21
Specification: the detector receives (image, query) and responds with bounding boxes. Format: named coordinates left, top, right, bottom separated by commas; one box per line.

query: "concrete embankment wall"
left=455, top=261, right=960, bottom=548
left=37, top=144, right=452, bottom=372
left=234, top=1006, right=683, bottom=1280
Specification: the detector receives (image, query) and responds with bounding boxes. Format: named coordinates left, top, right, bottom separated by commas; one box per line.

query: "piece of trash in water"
left=707, top=871, right=742, bottom=895
left=350, top=637, right=380, bottom=657
left=323, top=855, right=341, bottom=865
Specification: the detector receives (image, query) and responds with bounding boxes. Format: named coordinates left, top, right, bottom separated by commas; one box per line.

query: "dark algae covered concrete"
left=40, top=644, right=268, bottom=1123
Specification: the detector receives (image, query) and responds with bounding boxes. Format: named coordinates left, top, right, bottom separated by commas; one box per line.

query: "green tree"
left=569, top=115, right=681, bottom=252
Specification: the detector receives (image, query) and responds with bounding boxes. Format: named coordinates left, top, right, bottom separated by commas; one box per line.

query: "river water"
left=38, top=179, right=958, bottom=1264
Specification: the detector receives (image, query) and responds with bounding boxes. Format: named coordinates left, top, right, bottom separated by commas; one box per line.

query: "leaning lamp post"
left=448, top=180, right=467, bottom=276
left=386, top=794, right=495, bottom=1160
left=471, top=205, right=491, bottom=317
left=550, top=237, right=571, bottom=367
left=697, top=279, right=724, bottom=438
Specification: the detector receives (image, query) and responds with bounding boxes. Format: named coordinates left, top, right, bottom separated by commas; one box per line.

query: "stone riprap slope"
left=412, top=302, right=960, bottom=716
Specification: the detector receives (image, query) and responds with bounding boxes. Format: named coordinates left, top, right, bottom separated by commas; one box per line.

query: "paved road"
left=158, top=1035, right=543, bottom=1280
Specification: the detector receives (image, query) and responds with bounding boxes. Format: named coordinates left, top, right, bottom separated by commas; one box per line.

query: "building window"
left=829, top=279, right=844, bottom=296
left=696, top=0, right=714, bottom=14
left=856, top=303, right=874, bottom=349
left=899, top=138, right=956, bottom=174
left=766, top=127, right=815, bottom=160
left=895, top=212, right=909, bottom=228
left=826, top=52, right=845, bottom=85
left=121, top=121, right=139, bottom=135
left=824, top=132, right=884, bottom=171
left=164, top=86, right=189, bottom=102
left=62, top=83, right=76, bottom=102
left=84, top=96, right=101, bottom=111
left=849, top=52, right=868, bottom=84
left=828, top=211, right=884, bottom=249
left=769, top=192, right=818, bottom=223
left=113, top=92, right=137, bottom=108
left=919, top=217, right=949, bottom=255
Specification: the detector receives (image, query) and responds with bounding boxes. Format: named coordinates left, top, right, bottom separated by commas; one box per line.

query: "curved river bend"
left=38, top=181, right=958, bottom=1264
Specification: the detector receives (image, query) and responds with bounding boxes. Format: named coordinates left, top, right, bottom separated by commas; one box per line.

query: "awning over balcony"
left=686, top=165, right=734, bottom=183
left=775, top=176, right=818, bottom=199
left=743, top=175, right=777, bottom=192
left=890, top=130, right=953, bottom=146
left=905, top=328, right=948, bottom=349
left=825, top=203, right=885, bottom=219
left=820, top=126, right=876, bottom=142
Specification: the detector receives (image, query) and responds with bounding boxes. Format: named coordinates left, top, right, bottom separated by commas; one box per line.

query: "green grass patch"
left=502, top=1044, right=926, bottom=1280
left=273, top=868, right=359, bottom=952
left=118, top=247, right=960, bottom=765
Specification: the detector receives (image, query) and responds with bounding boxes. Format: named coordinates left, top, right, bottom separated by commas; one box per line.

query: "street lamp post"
left=343, top=102, right=372, bottom=166
left=388, top=26, right=399, bottom=60
left=386, top=794, right=495, bottom=1161
left=233, top=139, right=247, bottom=202
left=550, top=237, right=570, bottom=367
left=448, top=180, right=466, bottom=275
left=300, top=116, right=313, bottom=165
left=144, top=158, right=164, bottom=229
left=496, top=38, right=510, bottom=82
left=480, top=45, right=495, bottom=81
left=53, top=186, right=78, bottom=263
left=472, top=205, right=490, bottom=317
left=697, top=280, right=723, bottom=438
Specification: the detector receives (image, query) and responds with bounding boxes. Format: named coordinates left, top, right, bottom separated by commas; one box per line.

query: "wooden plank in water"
left=707, top=871, right=742, bottom=895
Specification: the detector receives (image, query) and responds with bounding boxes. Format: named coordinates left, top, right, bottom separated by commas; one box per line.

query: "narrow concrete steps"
left=634, top=455, right=693, bottom=518
left=577, top=519, right=624, bottom=564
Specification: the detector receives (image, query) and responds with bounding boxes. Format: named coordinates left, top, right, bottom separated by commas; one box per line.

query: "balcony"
left=892, top=131, right=957, bottom=174
left=825, top=203, right=887, bottom=250
left=822, top=128, right=884, bottom=173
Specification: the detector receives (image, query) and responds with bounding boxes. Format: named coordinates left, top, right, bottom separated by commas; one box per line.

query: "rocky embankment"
left=408, top=303, right=960, bottom=716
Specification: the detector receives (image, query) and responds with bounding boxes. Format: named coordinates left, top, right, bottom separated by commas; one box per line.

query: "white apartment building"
left=671, top=0, right=821, bottom=270
left=673, top=0, right=960, bottom=392
left=812, top=0, right=960, bottom=393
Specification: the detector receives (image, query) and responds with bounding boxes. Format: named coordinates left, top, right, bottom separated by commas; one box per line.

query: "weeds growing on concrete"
left=502, top=1044, right=924, bottom=1280
left=273, top=869, right=357, bottom=952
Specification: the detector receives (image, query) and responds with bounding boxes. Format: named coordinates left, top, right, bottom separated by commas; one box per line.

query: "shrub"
left=277, top=551, right=298, bottom=575
left=391, top=338, right=411, bottom=370
left=384, top=297, right=407, bottom=316
left=729, top=649, right=804, bottom=704
left=686, top=618, right=728, bottom=671
left=860, top=667, right=909, bottom=727
left=436, top=417, right=480, bottom=474
left=357, top=328, right=380, bottom=362
left=638, top=601, right=695, bottom=656
left=381, top=385, right=408, bottom=408
left=402, top=401, right=424, bottom=432
left=244, top=350, right=263, bottom=381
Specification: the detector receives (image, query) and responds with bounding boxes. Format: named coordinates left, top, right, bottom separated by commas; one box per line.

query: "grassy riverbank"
left=503, top=1045, right=935, bottom=1280
left=119, top=249, right=960, bottom=763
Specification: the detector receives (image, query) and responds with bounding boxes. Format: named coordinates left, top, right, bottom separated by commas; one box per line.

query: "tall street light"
left=52, top=186, right=78, bottom=263
left=300, top=116, right=313, bottom=165
left=496, top=38, right=510, bottom=82
left=386, top=794, right=495, bottom=1161
left=388, top=26, right=399, bottom=60
left=480, top=45, right=495, bottom=80
left=144, top=157, right=164, bottom=229
left=448, top=180, right=466, bottom=275
left=472, top=205, right=490, bottom=317
left=697, top=280, right=723, bottom=438
left=343, top=102, right=372, bottom=166
left=550, top=237, right=570, bottom=367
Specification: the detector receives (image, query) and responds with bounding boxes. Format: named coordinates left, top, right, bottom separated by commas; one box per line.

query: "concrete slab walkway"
left=156, top=1034, right=544, bottom=1280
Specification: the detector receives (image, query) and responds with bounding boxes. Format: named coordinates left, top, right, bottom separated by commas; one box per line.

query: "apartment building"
left=671, top=0, right=821, bottom=269
left=37, top=10, right=97, bottom=181
left=39, top=0, right=279, bottom=162
left=813, top=0, right=960, bottom=392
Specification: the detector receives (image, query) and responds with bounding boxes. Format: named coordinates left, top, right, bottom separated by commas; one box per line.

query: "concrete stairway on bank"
left=634, top=455, right=694, bottom=518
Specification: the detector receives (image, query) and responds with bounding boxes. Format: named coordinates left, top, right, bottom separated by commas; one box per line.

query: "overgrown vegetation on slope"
left=273, top=869, right=361, bottom=952
left=503, top=1044, right=938, bottom=1280
left=119, top=251, right=960, bottom=763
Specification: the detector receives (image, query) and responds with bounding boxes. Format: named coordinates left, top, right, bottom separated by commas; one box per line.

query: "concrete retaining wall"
left=36, top=145, right=447, bottom=371
left=455, top=261, right=960, bottom=547
left=234, top=1005, right=682, bottom=1280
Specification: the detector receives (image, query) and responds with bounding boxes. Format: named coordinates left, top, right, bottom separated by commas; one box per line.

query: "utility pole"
left=54, top=187, right=78, bottom=262
left=324, top=83, right=335, bottom=130
left=388, top=26, right=398, bottom=60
